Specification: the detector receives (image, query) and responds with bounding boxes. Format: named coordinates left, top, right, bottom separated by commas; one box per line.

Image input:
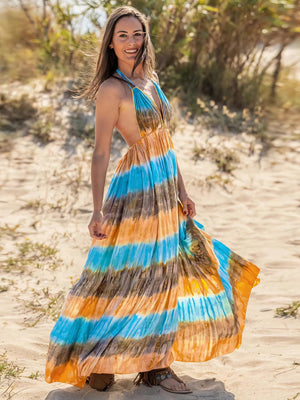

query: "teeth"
left=125, top=49, right=138, bottom=53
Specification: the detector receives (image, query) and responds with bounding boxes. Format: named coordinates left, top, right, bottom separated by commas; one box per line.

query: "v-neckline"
left=115, top=69, right=164, bottom=124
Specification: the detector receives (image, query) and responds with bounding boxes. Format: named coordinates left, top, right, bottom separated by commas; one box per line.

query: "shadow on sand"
left=45, top=376, right=235, bottom=399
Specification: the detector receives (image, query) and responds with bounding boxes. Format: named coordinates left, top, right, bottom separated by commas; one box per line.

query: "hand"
left=179, top=191, right=196, bottom=218
left=88, top=211, right=108, bottom=240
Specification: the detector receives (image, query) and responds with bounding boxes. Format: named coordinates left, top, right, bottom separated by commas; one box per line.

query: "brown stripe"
left=69, top=217, right=224, bottom=302
left=102, top=174, right=179, bottom=226
left=69, top=258, right=179, bottom=299
left=47, top=331, right=176, bottom=368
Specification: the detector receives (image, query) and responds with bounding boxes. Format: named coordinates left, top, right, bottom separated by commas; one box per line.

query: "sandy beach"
left=0, top=79, right=299, bottom=400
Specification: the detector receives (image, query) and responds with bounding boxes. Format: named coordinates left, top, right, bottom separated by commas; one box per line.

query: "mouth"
left=124, top=48, right=139, bottom=54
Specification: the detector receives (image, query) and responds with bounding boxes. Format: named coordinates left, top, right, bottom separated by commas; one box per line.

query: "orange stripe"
left=92, top=205, right=179, bottom=247
left=177, top=275, right=224, bottom=297
left=172, top=328, right=241, bottom=361
left=45, top=359, right=87, bottom=389
left=62, top=287, right=178, bottom=319
left=232, top=260, right=260, bottom=329
left=113, top=127, right=173, bottom=173
left=45, top=350, right=175, bottom=388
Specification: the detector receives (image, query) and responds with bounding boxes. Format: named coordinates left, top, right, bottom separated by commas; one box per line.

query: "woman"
left=45, top=5, right=260, bottom=395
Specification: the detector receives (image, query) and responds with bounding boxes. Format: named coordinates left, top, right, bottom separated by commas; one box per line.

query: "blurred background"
left=1, top=0, right=300, bottom=140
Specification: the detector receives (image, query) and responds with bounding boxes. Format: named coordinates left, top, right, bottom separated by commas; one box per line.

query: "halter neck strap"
left=116, top=69, right=136, bottom=87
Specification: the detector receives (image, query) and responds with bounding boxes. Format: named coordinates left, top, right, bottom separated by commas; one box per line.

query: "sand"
left=0, top=82, right=299, bottom=400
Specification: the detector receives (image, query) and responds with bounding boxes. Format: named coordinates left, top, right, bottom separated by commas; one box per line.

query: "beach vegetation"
left=192, top=143, right=240, bottom=174
left=0, top=0, right=298, bottom=140
left=275, top=301, right=300, bottom=318
left=27, top=371, right=42, bottom=379
left=1, top=239, right=61, bottom=273
left=0, top=224, right=21, bottom=239
left=0, top=351, right=24, bottom=379
left=0, top=93, right=37, bottom=131
left=22, top=287, right=66, bottom=326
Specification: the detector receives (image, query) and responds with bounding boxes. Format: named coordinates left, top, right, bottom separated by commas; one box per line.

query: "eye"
left=134, top=32, right=144, bottom=37
left=119, top=34, right=127, bottom=38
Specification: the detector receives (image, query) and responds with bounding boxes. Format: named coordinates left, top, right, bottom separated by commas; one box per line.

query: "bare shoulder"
left=96, top=75, right=124, bottom=104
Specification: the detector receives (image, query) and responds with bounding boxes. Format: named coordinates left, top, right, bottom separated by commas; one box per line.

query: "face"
left=109, top=16, right=145, bottom=63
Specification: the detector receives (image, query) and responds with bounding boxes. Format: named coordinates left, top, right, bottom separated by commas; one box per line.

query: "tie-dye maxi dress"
left=45, top=68, right=260, bottom=389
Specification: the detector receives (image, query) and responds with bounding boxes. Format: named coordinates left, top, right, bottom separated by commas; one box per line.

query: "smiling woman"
left=44, top=4, right=260, bottom=396
left=112, top=28, right=146, bottom=60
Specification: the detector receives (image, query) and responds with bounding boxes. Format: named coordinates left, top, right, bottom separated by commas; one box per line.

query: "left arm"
left=153, top=70, right=196, bottom=218
left=176, top=159, right=196, bottom=218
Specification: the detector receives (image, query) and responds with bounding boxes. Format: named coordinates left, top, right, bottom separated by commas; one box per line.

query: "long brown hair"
left=75, top=6, right=156, bottom=105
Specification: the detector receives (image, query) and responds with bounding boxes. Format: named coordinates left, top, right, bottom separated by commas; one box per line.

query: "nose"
left=128, top=36, right=136, bottom=45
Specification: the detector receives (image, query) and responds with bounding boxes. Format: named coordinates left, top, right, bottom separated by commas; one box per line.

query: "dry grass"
left=287, top=392, right=300, bottom=400
left=0, top=135, right=14, bottom=154
left=28, top=106, right=57, bottom=144
left=27, top=371, right=43, bottom=380
left=205, top=174, right=233, bottom=188
left=0, top=278, right=14, bottom=293
left=0, top=224, right=21, bottom=239
left=0, top=93, right=37, bottom=130
left=22, top=196, right=73, bottom=213
left=22, top=286, right=66, bottom=327
left=69, top=105, right=95, bottom=145
left=2, top=239, right=61, bottom=273
left=29, top=119, right=53, bottom=143
left=193, top=144, right=240, bottom=174
left=0, top=351, right=25, bottom=399
left=275, top=301, right=300, bottom=318
left=196, top=97, right=267, bottom=137
left=0, top=351, right=24, bottom=379
left=210, top=147, right=240, bottom=173
left=22, top=199, right=45, bottom=211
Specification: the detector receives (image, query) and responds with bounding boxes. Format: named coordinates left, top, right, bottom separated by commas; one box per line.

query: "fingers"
left=181, top=199, right=188, bottom=216
left=188, top=200, right=196, bottom=218
left=91, top=231, right=107, bottom=240
left=88, top=222, right=107, bottom=240
left=183, top=198, right=196, bottom=218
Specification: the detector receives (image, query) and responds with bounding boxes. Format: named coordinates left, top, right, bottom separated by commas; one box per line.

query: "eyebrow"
left=116, top=29, right=143, bottom=33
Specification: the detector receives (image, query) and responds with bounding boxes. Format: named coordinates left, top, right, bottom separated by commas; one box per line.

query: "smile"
left=124, top=49, right=138, bottom=54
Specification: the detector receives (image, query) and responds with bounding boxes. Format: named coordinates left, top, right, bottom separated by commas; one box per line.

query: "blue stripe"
left=179, top=219, right=205, bottom=256
left=179, top=219, right=233, bottom=303
left=179, top=219, right=193, bottom=256
left=178, top=291, right=233, bottom=323
left=84, top=225, right=184, bottom=272
left=50, top=308, right=179, bottom=345
left=211, top=239, right=234, bottom=303
left=105, top=149, right=177, bottom=200
left=193, top=218, right=205, bottom=231
left=133, top=89, right=155, bottom=113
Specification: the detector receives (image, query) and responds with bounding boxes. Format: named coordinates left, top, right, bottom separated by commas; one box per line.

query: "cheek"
left=113, top=42, right=125, bottom=56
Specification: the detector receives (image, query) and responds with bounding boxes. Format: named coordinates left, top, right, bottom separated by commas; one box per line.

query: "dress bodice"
left=114, top=68, right=172, bottom=135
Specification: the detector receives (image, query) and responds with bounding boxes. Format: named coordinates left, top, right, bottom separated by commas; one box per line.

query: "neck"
left=117, top=63, right=145, bottom=80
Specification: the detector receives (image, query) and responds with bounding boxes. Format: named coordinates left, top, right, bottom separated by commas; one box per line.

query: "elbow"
left=92, top=149, right=110, bottom=165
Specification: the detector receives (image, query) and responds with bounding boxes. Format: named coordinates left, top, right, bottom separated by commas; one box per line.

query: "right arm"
left=88, top=80, right=120, bottom=239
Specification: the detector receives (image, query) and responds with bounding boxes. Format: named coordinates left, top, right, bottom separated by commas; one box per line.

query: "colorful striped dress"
left=45, top=68, right=260, bottom=389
